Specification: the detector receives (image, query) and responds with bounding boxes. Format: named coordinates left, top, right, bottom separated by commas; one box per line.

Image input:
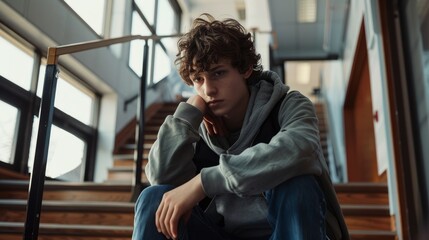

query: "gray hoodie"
left=146, top=71, right=349, bottom=239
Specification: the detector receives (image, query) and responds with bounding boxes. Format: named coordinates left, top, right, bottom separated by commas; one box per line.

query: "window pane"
left=0, top=35, right=34, bottom=90
left=36, top=64, right=46, bottom=97
left=129, top=11, right=153, bottom=78
left=37, top=65, right=95, bottom=125
left=64, top=0, right=106, bottom=35
left=55, top=78, right=93, bottom=125
left=156, top=0, right=176, bottom=35
left=156, top=0, right=179, bottom=60
left=136, top=0, right=156, bottom=25
left=0, top=101, right=18, bottom=164
left=29, top=117, right=86, bottom=181
left=153, top=44, right=171, bottom=84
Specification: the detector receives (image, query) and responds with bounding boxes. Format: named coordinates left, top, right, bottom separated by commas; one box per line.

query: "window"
left=130, top=0, right=181, bottom=85
left=129, top=11, right=153, bottom=77
left=153, top=45, right=172, bottom=84
left=64, top=0, right=106, bottom=35
left=156, top=0, right=180, bottom=54
left=28, top=117, right=86, bottom=181
left=0, top=34, right=34, bottom=91
left=156, top=0, right=176, bottom=35
left=38, top=64, right=96, bottom=126
left=135, top=0, right=156, bottom=26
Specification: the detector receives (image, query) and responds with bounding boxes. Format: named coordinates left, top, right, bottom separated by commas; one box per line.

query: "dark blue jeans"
left=132, top=175, right=326, bottom=240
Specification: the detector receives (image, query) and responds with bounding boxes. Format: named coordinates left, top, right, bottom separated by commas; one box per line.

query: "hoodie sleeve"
left=145, top=102, right=203, bottom=186
left=200, top=91, right=324, bottom=197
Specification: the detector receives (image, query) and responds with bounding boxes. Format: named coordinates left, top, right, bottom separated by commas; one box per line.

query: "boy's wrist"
left=173, top=102, right=204, bottom=130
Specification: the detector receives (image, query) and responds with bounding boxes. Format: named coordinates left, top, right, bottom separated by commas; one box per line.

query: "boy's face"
left=190, top=59, right=252, bottom=119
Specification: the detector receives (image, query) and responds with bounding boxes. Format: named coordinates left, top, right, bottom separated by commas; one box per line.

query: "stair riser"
left=336, top=193, right=389, bottom=205
left=115, top=148, right=151, bottom=155
left=108, top=172, right=148, bottom=183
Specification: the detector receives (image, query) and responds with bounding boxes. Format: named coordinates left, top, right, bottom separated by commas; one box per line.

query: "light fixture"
left=298, top=0, right=317, bottom=23
left=296, top=63, right=311, bottom=84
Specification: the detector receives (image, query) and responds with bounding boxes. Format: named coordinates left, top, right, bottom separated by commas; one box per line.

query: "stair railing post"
left=24, top=50, right=59, bottom=239
left=131, top=40, right=149, bottom=200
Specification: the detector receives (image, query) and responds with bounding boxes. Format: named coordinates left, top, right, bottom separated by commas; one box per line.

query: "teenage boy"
left=132, top=14, right=349, bottom=240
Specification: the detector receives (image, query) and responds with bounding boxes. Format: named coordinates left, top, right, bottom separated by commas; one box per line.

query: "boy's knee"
left=135, top=185, right=174, bottom=212
left=267, top=175, right=323, bottom=203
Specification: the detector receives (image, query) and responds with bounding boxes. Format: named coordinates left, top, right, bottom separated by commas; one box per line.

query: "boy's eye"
left=213, top=70, right=225, bottom=77
left=192, top=77, right=202, bottom=83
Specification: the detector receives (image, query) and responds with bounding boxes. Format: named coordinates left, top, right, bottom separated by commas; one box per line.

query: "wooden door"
left=343, top=21, right=384, bottom=182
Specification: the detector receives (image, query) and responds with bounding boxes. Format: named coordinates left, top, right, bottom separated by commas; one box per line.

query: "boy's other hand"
left=155, top=174, right=206, bottom=239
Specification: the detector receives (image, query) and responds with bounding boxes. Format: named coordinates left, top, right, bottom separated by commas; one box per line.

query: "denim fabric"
left=265, top=175, right=326, bottom=240
left=132, top=175, right=326, bottom=240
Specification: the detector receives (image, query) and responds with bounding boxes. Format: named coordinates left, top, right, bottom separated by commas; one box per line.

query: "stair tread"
left=0, top=199, right=134, bottom=211
left=0, top=222, right=133, bottom=237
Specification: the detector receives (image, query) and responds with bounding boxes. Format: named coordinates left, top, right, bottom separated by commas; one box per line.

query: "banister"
left=25, top=33, right=181, bottom=239
left=46, top=34, right=182, bottom=64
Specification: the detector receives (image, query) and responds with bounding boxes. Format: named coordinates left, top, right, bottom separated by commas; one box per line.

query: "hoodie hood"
left=200, top=71, right=289, bottom=154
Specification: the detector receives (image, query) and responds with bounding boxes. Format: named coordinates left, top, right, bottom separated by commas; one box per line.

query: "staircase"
left=0, top=102, right=397, bottom=239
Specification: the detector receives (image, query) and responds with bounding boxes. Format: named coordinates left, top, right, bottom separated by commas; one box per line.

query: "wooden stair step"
left=120, top=143, right=153, bottom=150
left=349, top=229, right=396, bottom=240
left=113, top=159, right=137, bottom=167
left=0, top=222, right=132, bottom=240
left=107, top=166, right=148, bottom=183
left=0, top=180, right=132, bottom=202
left=334, top=182, right=389, bottom=205
left=115, top=147, right=151, bottom=155
left=345, top=215, right=392, bottom=231
left=341, top=204, right=391, bottom=231
left=113, top=154, right=148, bottom=160
left=337, top=192, right=389, bottom=205
left=0, top=200, right=134, bottom=226
left=341, top=204, right=390, bottom=216
left=334, top=182, right=388, bottom=193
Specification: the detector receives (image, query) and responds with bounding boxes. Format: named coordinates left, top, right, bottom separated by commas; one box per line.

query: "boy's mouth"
left=208, top=100, right=223, bottom=107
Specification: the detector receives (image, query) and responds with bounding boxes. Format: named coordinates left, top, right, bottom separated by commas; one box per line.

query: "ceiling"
left=268, top=0, right=349, bottom=62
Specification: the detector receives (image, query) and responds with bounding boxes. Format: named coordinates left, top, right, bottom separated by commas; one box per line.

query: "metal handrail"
left=24, top=33, right=181, bottom=239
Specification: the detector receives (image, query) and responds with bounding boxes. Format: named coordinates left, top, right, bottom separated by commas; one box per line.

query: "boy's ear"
left=244, top=66, right=253, bottom=79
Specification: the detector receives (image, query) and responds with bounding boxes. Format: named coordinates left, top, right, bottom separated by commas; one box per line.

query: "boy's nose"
left=203, top=80, right=217, bottom=97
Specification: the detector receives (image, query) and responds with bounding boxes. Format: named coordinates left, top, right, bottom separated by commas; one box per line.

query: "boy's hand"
left=186, top=95, right=208, bottom=114
left=203, top=112, right=228, bottom=136
left=155, top=174, right=206, bottom=239
left=186, top=95, right=228, bottom=136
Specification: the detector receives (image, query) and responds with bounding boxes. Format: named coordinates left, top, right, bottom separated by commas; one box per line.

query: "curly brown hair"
left=175, top=13, right=262, bottom=85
